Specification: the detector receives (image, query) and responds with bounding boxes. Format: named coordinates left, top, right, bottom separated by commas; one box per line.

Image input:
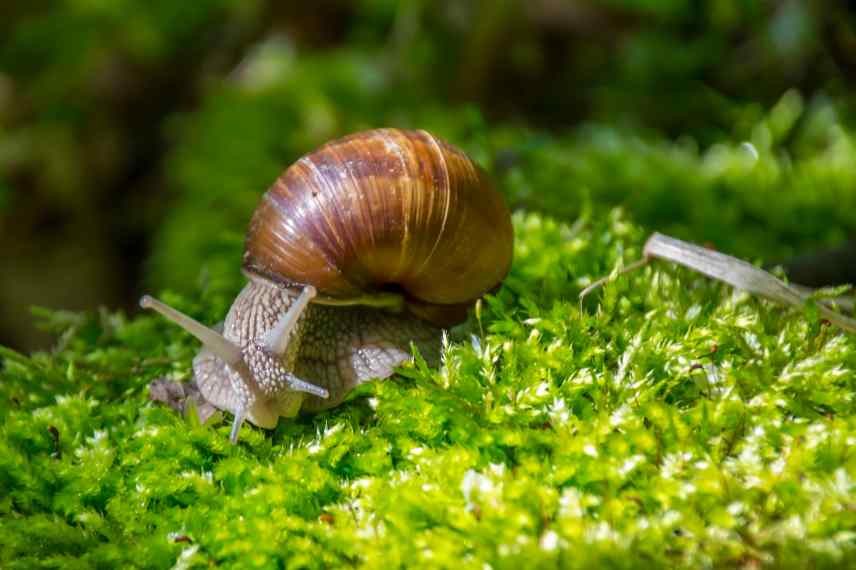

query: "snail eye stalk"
left=140, top=295, right=244, bottom=366
left=261, top=285, right=316, bottom=356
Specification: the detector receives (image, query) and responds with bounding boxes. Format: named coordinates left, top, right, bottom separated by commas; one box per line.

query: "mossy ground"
left=4, top=213, right=856, bottom=568
left=4, top=44, right=856, bottom=570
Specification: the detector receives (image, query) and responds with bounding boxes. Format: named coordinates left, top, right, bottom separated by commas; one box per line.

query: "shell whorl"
left=242, top=128, right=513, bottom=326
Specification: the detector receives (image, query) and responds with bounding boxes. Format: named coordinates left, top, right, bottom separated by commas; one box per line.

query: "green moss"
left=3, top=203, right=856, bottom=568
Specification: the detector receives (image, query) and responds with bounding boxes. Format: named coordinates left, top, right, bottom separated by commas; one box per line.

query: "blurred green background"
left=4, top=0, right=856, bottom=350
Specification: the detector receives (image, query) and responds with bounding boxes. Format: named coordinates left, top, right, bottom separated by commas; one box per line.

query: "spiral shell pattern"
left=243, top=128, right=513, bottom=325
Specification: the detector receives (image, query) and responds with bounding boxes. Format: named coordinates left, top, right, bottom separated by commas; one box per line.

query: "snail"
left=141, top=128, right=514, bottom=442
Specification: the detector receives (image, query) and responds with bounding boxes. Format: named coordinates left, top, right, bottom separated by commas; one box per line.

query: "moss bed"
left=3, top=49, right=856, bottom=569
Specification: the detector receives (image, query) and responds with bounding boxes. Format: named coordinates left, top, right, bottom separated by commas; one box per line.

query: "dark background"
left=3, top=0, right=856, bottom=351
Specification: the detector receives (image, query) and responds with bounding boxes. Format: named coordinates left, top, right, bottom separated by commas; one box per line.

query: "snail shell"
left=243, top=128, right=514, bottom=325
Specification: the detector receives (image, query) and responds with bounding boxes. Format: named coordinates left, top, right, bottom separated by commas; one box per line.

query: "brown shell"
left=242, top=128, right=513, bottom=326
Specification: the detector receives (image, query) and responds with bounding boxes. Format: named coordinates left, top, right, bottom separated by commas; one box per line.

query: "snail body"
left=190, top=277, right=442, bottom=427
left=142, top=129, right=513, bottom=442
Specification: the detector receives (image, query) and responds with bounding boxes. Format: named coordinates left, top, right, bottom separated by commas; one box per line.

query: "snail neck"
left=241, top=268, right=406, bottom=312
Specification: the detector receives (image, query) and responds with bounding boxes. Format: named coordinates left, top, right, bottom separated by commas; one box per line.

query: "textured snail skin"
left=192, top=279, right=441, bottom=428
left=243, top=128, right=514, bottom=326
